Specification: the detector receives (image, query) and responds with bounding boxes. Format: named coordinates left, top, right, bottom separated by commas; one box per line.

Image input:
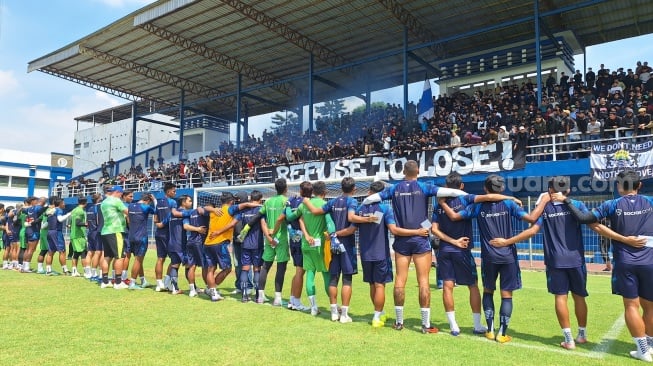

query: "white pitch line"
left=463, top=332, right=603, bottom=359
left=588, top=315, right=626, bottom=359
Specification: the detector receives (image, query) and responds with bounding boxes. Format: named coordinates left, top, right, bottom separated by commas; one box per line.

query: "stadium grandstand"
left=28, top=0, right=653, bottom=268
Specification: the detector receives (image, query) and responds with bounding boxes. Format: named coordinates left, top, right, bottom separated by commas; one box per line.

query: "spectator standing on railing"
left=586, top=68, right=596, bottom=89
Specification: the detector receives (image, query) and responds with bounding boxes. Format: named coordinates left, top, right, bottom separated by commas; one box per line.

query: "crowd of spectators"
left=58, top=60, right=653, bottom=195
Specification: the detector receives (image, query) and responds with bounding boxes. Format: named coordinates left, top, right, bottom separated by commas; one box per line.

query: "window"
left=74, top=143, right=81, bottom=156
left=12, top=177, right=28, bottom=188
left=83, top=142, right=90, bottom=148
left=0, top=176, right=8, bottom=187
left=35, top=179, right=50, bottom=190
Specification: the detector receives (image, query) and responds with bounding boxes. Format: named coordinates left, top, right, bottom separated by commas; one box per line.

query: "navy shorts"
left=129, top=237, right=148, bottom=257
left=47, top=230, right=65, bottom=253
left=6, top=231, right=17, bottom=244
left=290, top=241, right=303, bottom=267
left=169, top=251, right=184, bottom=265
left=481, top=261, right=522, bottom=292
left=546, top=266, right=588, bottom=296
left=241, top=247, right=262, bottom=267
left=101, top=233, right=125, bottom=259
left=329, top=249, right=355, bottom=276
left=612, top=262, right=653, bottom=301
left=122, top=234, right=130, bottom=256
left=26, top=228, right=40, bottom=242
left=346, top=244, right=358, bottom=275
left=204, top=242, right=232, bottom=270
left=438, top=250, right=478, bottom=286
left=392, top=238, right=431, bottom=257
left=186, top=241, right=205, bottom=268
left=87, top=231, right=102, bottom=251
left=362, top=258, right=393, bottom=284
left=155, top=234, right=168, bottom=259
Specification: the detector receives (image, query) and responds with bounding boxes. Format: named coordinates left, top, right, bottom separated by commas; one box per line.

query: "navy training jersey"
left=287, top=196, right=303, bottom=230
left=592, top=194, right=653, bottom=265
left=184, top=210, right=209, bottom=245
left=155, top=197, right=176, bottom=237
left=47, top=208, right=65, bottom=232
left=535, top=200, right=588, bottom=268
left=26, top=205, right=44, bottom=232
left=128, top=202, right=155, bottom=242
left=356, top=202, right=396, bottom=261
left=379, top=180, right=439, bottom=248
left=240, top=206, right=264, bottom=250
left=322, top=195, right=358, bottom=247
left=460, top=199, right=527, bottom=264
left=96, top=203, right=105, bottom=234
left=86, top=204, right=99, bottom=233
left=433, top=194, right=477, bottom=253
left=168, top=208, right=192, bottom=252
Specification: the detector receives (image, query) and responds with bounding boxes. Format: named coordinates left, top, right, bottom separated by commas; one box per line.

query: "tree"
left=270, top=111, right=300, bottom=133
left=315, top=99, right=346, bottom=119
left=352, top=101, right=386, bottom=115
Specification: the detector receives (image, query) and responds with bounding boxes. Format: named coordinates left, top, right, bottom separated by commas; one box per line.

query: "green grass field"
left=0, top=254, right=641, bottom=366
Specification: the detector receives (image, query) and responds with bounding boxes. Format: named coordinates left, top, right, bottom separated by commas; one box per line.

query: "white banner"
left=590, top=141, right=653, bottom=180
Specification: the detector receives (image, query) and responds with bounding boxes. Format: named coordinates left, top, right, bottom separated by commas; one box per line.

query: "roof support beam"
left=377, top=0, right=446, bottom=61
left=242, top=92, right=285, bottom=110
left=221, top=0, right=350, bottom=69
left=139, top=22, right=296, bottom=97
left=313, top=75, right=366, bottom=102
left=39, top=68, right=169, bottom=105
left=78, top=45, right=235, bottom=107
left=407, top=51, right=440, bottom=77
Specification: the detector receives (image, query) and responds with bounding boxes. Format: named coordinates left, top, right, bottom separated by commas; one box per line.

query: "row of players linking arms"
left=2, top=161, right=653, bottom=362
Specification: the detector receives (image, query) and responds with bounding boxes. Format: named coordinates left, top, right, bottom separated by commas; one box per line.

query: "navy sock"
left=253, top=271, right=260, bottom=292
left=170, top=266, right=178, bottom=290
left=482, top=292, right=495, bottom=331
left=239, top=269, right=250, bottom=295
left=499, top=298, right=513, bottom=336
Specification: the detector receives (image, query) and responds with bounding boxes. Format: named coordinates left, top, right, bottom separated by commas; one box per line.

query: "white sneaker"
left=631, top=350, right=653, bottom=362
left=84, top=273, right=92, bottom=279
left=296, top=303, right=310, bottom=311
left=71, top=272, right=81, bottom=277
left=140, top=279, right=149, bottom=288
left=339, top=315, right=353, bottom=323
left=128, top=282, right=143, bottom=290
left=155, top=284, right=167, bottom=292
left=273, top=298, right=283, bottom=307
left=189, top=290, right=198, bottom=298
left=331, top=313, right=340, bottom=321
left=100, top=282, right=114, bottom=289
left=114, top=282, right=129, bottom=290
left=210, top=289, right=224, bottom=302
left=311, top=307, right=320, bottom=316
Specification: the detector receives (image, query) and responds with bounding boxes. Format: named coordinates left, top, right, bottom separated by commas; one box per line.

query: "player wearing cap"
left=362, top=160, right=466, bottom=333
left=99, top=185, right=129, bottom=289
left=44, top=198, right=72, bottom=276
left=432, top=172, right=523, bottom=336
left=439, top=174, right=537, bottom=343
left=554, top=170, right=653, bottom=361
left=492, top=176, right=642, bottom=350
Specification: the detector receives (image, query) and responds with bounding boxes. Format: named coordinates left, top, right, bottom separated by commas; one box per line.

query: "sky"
left=1, top=0, right=652, bottom=156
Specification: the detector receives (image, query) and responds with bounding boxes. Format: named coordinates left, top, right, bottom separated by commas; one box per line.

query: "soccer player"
left=204, top=192, right=241, bottom=301
left=45, top=198, right=72, bottom=276
left=555, top=170, right=653, bottom=361
left=362, top=160, right=466, bottom=333
left=354, top=181, right=428, bottom=327
left=301, top=177, right=359, bottom=323
left=36, top=198, right=53, bottom=274
left=119, top=190, right=134, bottom=283
left=431, top=172, right=523, bottom=336
left=184, top=202, right=210, bottom=298
left=23, top=197, right=45, bottom=273
left=69, top=197, right=89, bottom=277
left=439, top=174, right=540, bottom=343
left=238, top=190, right=265, bottom=302
left=8, top=205, right=22, bottom=270
left=85, top=193, right=103, bottom=281
left=285, top=194, right=309, bottom=311
left=127, top=192, right=156, bottom=290
left=99, top=185, right=129, bottom=289
left=167, top=194, right=195, bottom=294
left=492, top=176, right=643, bottom=350
left=17, top=200, right=28, bottom=270
left=285, top=181, right=336, bottom=316
left=257, top=178, right=291, bottom=306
